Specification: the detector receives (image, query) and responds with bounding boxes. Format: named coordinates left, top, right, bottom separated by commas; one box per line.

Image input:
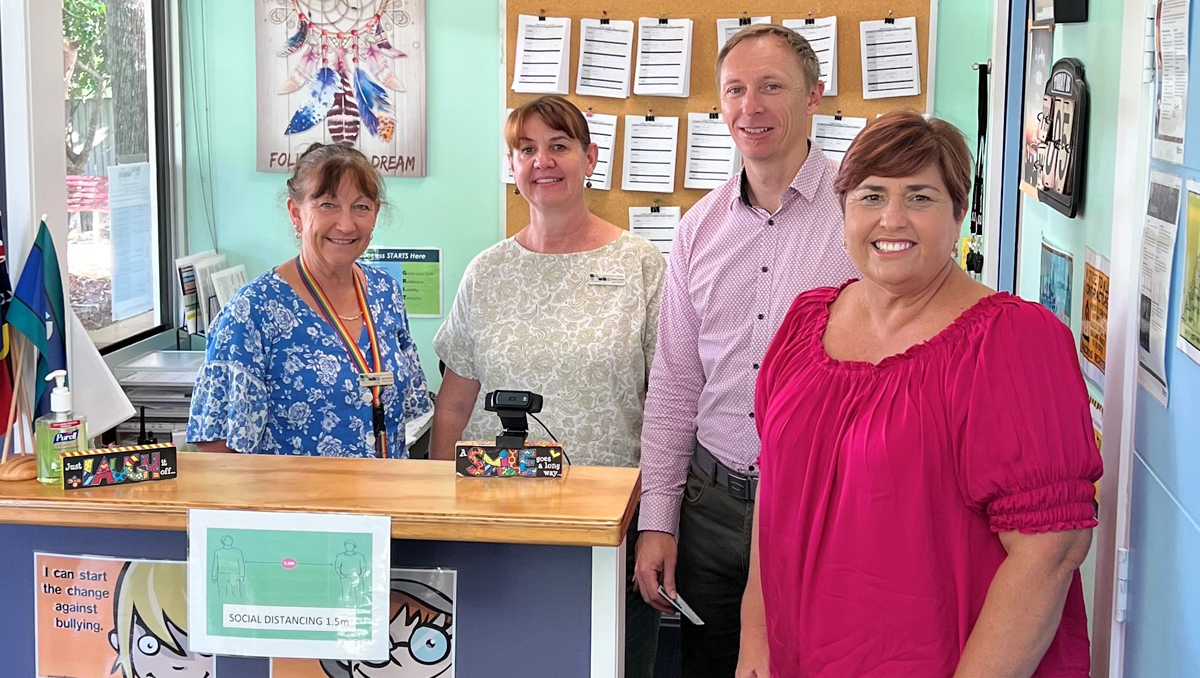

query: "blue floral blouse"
left=187, top=265, right=432, bottom=458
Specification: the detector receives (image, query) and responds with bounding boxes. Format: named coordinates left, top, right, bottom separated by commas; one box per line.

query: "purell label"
left=50, top=420, right=83, bottom=447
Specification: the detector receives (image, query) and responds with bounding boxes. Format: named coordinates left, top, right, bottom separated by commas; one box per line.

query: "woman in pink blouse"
left=736, top=111, right=1103, bottom=678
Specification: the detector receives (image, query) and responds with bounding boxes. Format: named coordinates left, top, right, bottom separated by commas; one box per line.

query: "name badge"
left=358, top=371, right=395, bottom=389
left=588, top=272, right=626, bottom=286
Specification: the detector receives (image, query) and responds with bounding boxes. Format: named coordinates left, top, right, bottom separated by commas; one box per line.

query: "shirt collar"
left=731, top=141, right=829, bottom=211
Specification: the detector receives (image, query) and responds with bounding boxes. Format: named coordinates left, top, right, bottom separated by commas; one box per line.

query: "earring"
left=586, top=180, right=593, bottom=189
left=513, top=187, right=520, bottom=195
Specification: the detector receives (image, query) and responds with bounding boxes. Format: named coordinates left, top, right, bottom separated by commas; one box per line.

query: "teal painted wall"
left=1015, top=12, right=1120, bottom=343
left=932, top=0, right=994, bottom=238
left=932, top=0, right=994, bottom=152
left=181, top=1, right=989, bottom=390
left=182, top=0, right=502, bottom=389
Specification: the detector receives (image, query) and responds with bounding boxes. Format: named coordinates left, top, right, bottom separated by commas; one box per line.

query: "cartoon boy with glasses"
left=320, top=577, right=454, bottom=678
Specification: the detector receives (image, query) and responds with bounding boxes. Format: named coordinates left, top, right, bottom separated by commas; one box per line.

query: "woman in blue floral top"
left=187, top=144, right=432, bottom=458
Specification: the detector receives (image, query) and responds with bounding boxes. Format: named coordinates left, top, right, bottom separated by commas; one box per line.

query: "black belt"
left=694, top=442, right=758, bottom=502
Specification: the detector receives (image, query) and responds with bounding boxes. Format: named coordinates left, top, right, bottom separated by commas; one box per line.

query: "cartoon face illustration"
left=109, top=561, right=215, bottom=678
left=320, top=578, right=454, bottom=678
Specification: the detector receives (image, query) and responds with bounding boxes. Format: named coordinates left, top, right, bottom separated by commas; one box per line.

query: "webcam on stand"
left=484, top=390, right=543, bottom=448
left=455, top=390, right=565, bottom=478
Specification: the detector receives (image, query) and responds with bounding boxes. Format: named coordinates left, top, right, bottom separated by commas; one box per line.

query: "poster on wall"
left=1080, top=247, right=1110, bottom=387
left=187, top=509, right=392, bottom=660
left=256, top=0, right=427, bottom=177
left=1021, top=27, right=1054, bottom=194
left=1152, top=0, right=1189, bottom=163
left=34, top=553, right=219, bottom=678
left=1177, top=179, right=1200, bottom=366
left=270, top=568, right=457, bottom=678
left=359, top=248, right=443, bottom=318
left=1137, top=170, right=1181, bottom=407
left=1039, top=241, right=1074, bottom=327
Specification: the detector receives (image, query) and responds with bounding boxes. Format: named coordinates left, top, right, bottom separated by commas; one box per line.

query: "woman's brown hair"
left=833, top=111, right=973, bottom=218
left=286, top=143, right=387, bottom=207
left=504, top=95, right=591, bottom=152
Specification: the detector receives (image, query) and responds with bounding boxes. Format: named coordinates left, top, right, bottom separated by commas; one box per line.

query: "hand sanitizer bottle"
left=35, top=370, right=87, bottom=485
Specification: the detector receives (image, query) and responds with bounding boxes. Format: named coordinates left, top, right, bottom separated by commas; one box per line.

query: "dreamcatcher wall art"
left=255, top=0, right=427, bottom=176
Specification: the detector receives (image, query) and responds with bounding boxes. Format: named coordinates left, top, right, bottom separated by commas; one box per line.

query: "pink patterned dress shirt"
left=639, top=144, right=858, bottom=534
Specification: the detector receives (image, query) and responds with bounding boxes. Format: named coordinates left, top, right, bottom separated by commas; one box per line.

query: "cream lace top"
left=434, top=231, right=666, bottom=467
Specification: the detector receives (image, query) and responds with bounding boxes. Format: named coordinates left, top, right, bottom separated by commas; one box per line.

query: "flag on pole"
left=0, top=229, right=12, bottom=358
left=0, top=216, right=14, bottom=423
left=8, top=221, right=66, bottom=416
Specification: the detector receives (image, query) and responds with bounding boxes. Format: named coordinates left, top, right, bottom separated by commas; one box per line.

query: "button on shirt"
left=639, top=145, right=859, bottom=534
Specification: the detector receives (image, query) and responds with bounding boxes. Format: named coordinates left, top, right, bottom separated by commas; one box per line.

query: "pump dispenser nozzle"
left=45, top=369, right=72, bottom=414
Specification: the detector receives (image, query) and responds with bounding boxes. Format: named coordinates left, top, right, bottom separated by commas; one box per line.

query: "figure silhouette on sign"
left=334, top=539, right=369, bottom=605
left=211, top=535, right=245, bottom=597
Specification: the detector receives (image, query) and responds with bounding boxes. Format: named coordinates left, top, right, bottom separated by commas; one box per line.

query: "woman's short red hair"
left=833, top=111, right=973, bottom=218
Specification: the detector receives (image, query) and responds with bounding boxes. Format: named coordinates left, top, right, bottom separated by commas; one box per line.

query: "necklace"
left=338, top=312, right=362, bottom=321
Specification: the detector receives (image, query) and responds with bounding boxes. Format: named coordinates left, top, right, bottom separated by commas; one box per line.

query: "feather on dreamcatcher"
left=326, top=72, right=361, bottom=144
left=284, top=66, right=338, bottom=134
left=366, top=46, right=405, bottom=92
left=373, top=22, right=407, bottom=58
left=279, top=0, right=409, bottom=144
left=279, top=46, right=317, bottom=94
left=278, top=20, right=309, bottom=57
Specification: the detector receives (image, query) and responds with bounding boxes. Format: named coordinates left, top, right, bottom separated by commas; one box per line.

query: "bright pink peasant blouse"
left=754, top=284, right=1103, bottom=677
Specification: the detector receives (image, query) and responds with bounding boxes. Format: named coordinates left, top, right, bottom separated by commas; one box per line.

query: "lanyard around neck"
left=294, top=257, right=389, bottom=458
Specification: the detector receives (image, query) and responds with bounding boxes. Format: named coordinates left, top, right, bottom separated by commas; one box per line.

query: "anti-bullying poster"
left=35, top=553, right=216, bottom=678
left=271, top=568, right=457, bottom=678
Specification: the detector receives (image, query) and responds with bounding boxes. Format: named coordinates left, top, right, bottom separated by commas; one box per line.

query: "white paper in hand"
left=659, top=585, right=705, bottom=625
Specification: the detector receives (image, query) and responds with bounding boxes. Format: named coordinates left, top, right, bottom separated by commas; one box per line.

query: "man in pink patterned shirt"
left=633, top=25, right=858, bottom=677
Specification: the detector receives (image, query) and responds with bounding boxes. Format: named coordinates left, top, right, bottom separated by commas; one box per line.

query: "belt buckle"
left=726, top=472, right=751, bottom=500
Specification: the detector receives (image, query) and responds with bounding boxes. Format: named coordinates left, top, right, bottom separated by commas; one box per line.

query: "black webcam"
left=484, top=390, right=543, bottom=413
left=484, top=390, right=543, bottom=448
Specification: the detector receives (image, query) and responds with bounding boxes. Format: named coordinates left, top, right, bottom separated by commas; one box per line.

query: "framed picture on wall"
left=1040, top=240, right=1074, bottom=326
left=1021, top=26, right=1054, bottom=196
left=254, top=0, right=428, bottom=177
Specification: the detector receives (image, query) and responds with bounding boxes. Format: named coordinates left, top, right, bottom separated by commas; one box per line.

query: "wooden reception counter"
left=0, top=452, right=640, bottom=547
left=0, top=452, right=641, bottom=677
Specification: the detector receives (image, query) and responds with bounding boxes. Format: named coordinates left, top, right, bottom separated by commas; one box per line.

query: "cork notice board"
left=504, top=2, right=932, bottom=236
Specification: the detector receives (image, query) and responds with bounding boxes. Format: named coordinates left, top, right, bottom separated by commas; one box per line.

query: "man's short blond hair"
left=715, top=24, right=822, bottom=91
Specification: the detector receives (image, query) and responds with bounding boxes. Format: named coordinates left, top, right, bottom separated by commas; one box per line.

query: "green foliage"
left=64, top=0, right=108, bottom=99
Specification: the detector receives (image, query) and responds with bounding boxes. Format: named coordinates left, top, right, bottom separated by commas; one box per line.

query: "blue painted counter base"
left=0, top=524, right=593, bottom=677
